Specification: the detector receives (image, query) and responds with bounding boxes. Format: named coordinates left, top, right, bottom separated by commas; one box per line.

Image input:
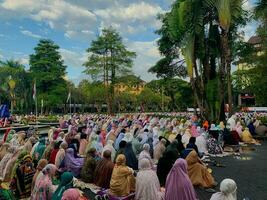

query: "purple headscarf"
left=165, top=159, right=197, bottom=200
left=64, top=148, right=84, bottom=177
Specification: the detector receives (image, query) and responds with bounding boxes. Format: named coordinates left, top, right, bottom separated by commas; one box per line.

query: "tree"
left=146, top=78, right=193, bottom=110
left=158, top=0, right=247, bottom=120
left=29, top=39, right=68, bottom=113
left=0, top=60, right=32, bottom=113
left=83, top=27, right=136, bottom=114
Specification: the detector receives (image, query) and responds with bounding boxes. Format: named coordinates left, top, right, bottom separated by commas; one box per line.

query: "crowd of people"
left=0, top=112, right=265, bottom=200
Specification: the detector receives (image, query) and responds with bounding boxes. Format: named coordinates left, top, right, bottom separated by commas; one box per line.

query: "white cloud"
left=1, top=0, right=97, bottom=40
left=59, top=48, right=87, bottom=68
left=18, top=57, right=29, bottom=65
left=95, top=2, right=163, bottom=22
left=127, top=40, right=161, bottom=81
left=21, top=30, right=42, bottom=39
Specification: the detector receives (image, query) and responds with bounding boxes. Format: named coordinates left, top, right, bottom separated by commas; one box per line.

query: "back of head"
left=139, top=158, right=151, bottom=170
left=143, top=143, right=150, bottom=151
left=116, top=154, right=126, bottom=165
left=220, top=178, right=237, bottom=197
left=189, top=137, right=196, bottom=144
left=103, top=150, right=112, bottom=159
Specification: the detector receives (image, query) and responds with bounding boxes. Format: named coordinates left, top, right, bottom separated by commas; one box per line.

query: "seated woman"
left=207, top=132, right=223, bottom=155
left=124, top=142, right=138, bottom=170
left=94, top=150, right=114, bottom=189
left=64, top=148, right=84, bottom=177
left=32, top=159, right=48, bottom=192
left=153, top=138, right=166, bottom=162
left=157, top=150, right=178, bottom=186
left=210, top=179, right=237, bottom=200
left=186, top=150, right=216, bottom=188
left=49, top=141, right=62, bottom=164
left=138, top=143, right=153, bottom=168
left=62, top=188, right=87, bottom=200
left=241, top=128, right=256, bottom=144
left=135, top=158, right=164, bottom=200
left=11, top=154, right=36, bottom=199
left=81, top=148, right=97, bottom=183
left=182, top=137, right=199, bottom=159
left=79, top=133, right=88, bottom=156
left=165, top=159, right=197, bottom=200
left=31, top=164, right=58, bottom=200
left=109, top=154, right=135, bottom=197
left=52, top=172, right=74, bottom=200
left=55, top=142, right=68, bottom=168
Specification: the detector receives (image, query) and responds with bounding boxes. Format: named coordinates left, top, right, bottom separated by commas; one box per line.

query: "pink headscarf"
left=62, top=188, right=81, bottom=200
left=191, top=125, right=199, bottom=137
left=165, top=159, right=197, bottom=200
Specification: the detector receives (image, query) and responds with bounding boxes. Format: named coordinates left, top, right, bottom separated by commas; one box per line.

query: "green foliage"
left=146, top=78, right=193, bottom=110
left=0, top=60, right=32, bottom=113
left=29, top=39, right=68, bottom=111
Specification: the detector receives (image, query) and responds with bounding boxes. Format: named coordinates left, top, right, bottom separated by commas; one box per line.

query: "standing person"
left=138, top=143, right=153, bottom=168
left=153, top=138, right=166, bottom=162
left=94, top=150, right=114, bottom=189
left=165, top=159, right=197, bottom=200
left=135, top=158, right=164, bottom=200
left=55, top=142, right=68, bottom=168
left=210, top=179, right=237, bottom=200
left=31, top=164, right=58, bottom=200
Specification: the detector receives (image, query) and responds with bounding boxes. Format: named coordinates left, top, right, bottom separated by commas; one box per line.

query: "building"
left=115, top=75, right=146, bottom=95
left=236, top=36, right=263, bottom=106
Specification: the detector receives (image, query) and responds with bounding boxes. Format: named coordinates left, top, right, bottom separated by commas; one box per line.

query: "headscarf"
left=33, top=137, right=46, bottom=162
left=81, top=148, right=96, bottom=183
left=62, top=188, right=81, bottom=200
left=31, top=164, right=57, bottom=200
left=165, top=159, right=197, bottom=200
left=210, top=179, right=237, bottom=200
left=52, top=172, right=74, bottom=200
left=153, top=138, right=166, bottom=161
left=55, top=142, right=68, bottom=168
left=64, top=148, right=84, bottom=177
left=124, top=142, right=138, bottom=170
left=135, top=158, right=163, bottom=200
left=186, top=150, right=215, bottom=188
left=0, top=143, right=10, bottom=160
left=31, top=159, right=48, bottom=192
left=138, top=143, right=153, bottom=168
left=109, top=154, right=135, bottom=197
left=94, top=150, right=114, bottom=189
left=102, top=139, right=116, bottom=161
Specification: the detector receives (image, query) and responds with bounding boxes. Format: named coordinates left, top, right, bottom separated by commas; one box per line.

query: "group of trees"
left=1, top=0, right=265, bottom=117
left=0, top=40, right=68, bottom=114
left=0, top=28, right=193, bottom=114
left=150, top=0, right=250, bottom=121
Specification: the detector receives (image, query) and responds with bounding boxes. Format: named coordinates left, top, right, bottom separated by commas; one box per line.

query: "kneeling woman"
left=109, top=154, right=135, bottom=197
left=186, top=150, right=216, bottom=188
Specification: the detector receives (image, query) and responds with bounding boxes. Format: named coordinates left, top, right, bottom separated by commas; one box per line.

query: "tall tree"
left=83, top=27, right=136, bottom=113
left=160, top=0, right=247, bottom=120
left=29, top=39, right=67, bottom=113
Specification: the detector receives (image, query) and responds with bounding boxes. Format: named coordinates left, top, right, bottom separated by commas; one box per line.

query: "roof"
left=247, top=36, right=262, bottom=45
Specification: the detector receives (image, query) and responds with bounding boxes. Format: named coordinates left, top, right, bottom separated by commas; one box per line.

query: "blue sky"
left=0, top=0, right=258, bottom=84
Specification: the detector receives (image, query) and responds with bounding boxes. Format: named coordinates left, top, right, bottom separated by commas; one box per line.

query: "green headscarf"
left=52, top=172, right=74, bottom=200
left=33, top=138, right=46, bottom=161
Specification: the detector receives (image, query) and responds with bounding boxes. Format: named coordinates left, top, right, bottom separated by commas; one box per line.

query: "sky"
left=0, top=0, right=258, bottom=84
